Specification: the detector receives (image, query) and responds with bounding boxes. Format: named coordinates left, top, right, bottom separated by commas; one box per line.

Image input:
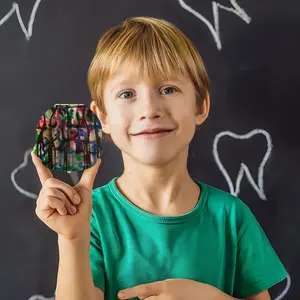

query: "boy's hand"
left=31, top=151, right=101, bottom=241
left=118, top=278, right=232, bottom=300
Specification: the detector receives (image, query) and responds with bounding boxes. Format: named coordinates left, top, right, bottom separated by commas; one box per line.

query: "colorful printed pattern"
left=33, top=104, right=103, bottom=172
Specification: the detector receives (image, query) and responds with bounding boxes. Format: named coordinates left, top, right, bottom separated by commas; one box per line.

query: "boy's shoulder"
left=199, top=180, right=247, bottom=211
left=90, top=179, right=119, bottom=222
left=197, top=180, right=253, bottom=229
left=91, top=178, right=116, bottom=207
left=92, top=180, right=113, bottom=199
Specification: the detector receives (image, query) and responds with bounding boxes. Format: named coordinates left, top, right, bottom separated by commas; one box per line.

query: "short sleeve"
left=90, top=210, right=105, bottom=292
left=233, top=200, right=288, bottom=298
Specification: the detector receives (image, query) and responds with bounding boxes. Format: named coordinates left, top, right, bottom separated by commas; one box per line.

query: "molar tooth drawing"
left=213, top=129, right=272, bottom=200
left=11, top=148, right=79, bottom=199
left=11, top=149, right=38, bottom=199
left=28, top=295, right=55, bottom=300
left=0, top=0, right=42, bottom=40
left=274, top=273, right=291, bottom=300
left=178, top=0, right=251, bottom=50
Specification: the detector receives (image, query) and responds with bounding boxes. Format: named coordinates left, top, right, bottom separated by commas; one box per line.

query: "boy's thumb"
left=77, top=158, right=101, bottom=191
left=31, top=151, right=53, bottom=186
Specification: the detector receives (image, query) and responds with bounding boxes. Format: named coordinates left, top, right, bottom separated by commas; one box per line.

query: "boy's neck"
left=116, top=150, right=201, bottom=216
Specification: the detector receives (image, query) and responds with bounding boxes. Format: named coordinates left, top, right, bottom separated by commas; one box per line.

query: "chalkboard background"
left=0, top=0, right=298, bottom=299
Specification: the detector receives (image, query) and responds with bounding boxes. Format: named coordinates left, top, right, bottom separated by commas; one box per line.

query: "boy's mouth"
left=132, top=127, right=175, bottom=137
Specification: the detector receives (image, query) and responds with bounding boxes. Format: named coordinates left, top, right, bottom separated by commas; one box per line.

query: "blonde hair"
left=87, top=16, right=210, bottom=114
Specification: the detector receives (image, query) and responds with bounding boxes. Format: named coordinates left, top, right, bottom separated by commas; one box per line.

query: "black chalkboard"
left=1, top=0, right=298, bottom=299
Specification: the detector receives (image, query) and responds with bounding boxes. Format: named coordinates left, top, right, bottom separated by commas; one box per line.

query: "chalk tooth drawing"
left=213, top=129, right=272, bottom=200
left=12, top=148, right=79, bottom=197
left=11, top=148, right=38, bottom=199
left=0, top=0, right=42, bottom=40
left=274, top=273, right=291, bottom=300
left=28, top=295, right=54, bottom=300
left=178, top=0, right=251, bottom=50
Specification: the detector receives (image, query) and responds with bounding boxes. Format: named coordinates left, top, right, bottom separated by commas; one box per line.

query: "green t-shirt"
left=90, top=178, right=287, bottom=300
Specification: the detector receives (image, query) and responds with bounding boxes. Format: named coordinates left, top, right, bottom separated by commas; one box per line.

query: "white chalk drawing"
left=274, top=273, right=291, bottom=300
left=213, top=129, right=272, bottom=200
left=11, top=148, right=79, bottom=198
left=28, top=295, right=54, bottom=300
left=11, top=148, right=38, bottom=199
left=213, top=129, right=292, bottom=297
left=178, top=0, right=251, bottom=50
left=0, top=0, right=42, bottom=40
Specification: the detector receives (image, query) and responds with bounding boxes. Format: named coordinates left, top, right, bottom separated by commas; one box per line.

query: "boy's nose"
left=139, top=102, right=164, bottom=120
left=138, top=93, right=165, bottom=120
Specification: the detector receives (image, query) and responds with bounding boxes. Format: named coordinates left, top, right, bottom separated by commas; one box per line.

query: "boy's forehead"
left=107, top=63, right=188, bottom=87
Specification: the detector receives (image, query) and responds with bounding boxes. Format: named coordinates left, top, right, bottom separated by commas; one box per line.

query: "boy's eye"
left=119, top=91, right=134, bottom=99
left=118, top=86, right=177, bottom=99
left=161, top=87, right=177, bottom=95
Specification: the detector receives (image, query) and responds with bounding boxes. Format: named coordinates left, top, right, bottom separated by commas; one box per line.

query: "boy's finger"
left=77, top=158, right=101, bottom=191
left=31, top=151, right=53, bottom=186
left=118, top=281, right=162, bottom=299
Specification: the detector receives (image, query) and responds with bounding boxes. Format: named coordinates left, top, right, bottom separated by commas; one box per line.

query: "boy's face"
left=91, top=64, right=209, bottom=166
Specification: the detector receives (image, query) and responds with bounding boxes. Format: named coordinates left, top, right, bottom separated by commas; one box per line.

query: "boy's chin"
left=132, top=151, right=179, bottom=166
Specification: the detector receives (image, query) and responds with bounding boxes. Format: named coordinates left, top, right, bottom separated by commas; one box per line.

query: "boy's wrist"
left=57, top=231, right=90, bottom=247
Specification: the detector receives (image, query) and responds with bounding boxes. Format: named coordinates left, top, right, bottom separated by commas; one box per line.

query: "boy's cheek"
left=108, top=125, right=131, bottom=146
left=176, top=113, right=198, bottom=131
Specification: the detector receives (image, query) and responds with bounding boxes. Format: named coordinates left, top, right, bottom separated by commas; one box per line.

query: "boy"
left=32, top=16, right=287, bottom=300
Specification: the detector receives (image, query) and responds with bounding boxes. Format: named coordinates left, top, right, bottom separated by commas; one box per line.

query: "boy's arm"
left=94, top=287, right=104, bottom=300
left=55, top=235, right=103, bottom=300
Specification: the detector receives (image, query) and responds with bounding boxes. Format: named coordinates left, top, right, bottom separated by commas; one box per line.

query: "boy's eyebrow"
left=159, top=77, right=188, bottom=85
left=108, top=77, right=186, bottom=93
left=168, top=78, right=186, bottom=85
left=108, top=79, right=132, bottom=93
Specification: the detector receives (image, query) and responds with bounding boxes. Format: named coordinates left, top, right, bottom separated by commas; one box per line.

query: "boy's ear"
left=90, top=101, right=110, bottom=134
left=195, top=93, right=210, bottom=126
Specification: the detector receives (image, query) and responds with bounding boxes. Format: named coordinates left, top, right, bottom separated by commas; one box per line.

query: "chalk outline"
left=178, top=0, right=251, bottom=50
left=274, top=273, right=291, bottom=300
left=11, top=149, right=38, bottom=199
left=213, top=129, right=272, bottom=200
left=11, top=148, right=80, bottom=199
left=0, top=0, right=42, bottom=40
left=28, top=295, right=54, bottom=300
